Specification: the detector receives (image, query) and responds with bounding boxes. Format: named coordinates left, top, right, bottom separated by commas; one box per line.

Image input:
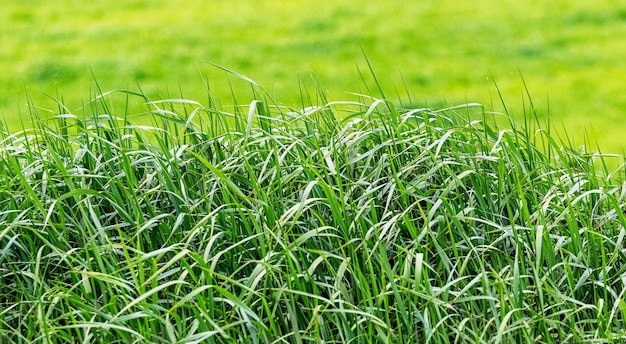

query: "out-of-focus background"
left=1, top=0, right=625, bottom=153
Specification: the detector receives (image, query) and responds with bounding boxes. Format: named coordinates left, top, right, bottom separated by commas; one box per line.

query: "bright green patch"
left=1, top=0, right=626, bottom=154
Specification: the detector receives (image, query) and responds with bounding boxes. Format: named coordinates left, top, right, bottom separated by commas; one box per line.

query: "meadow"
left=1, top=0, right=626, bottom=153
left=3, top=1, right=626, bottom=343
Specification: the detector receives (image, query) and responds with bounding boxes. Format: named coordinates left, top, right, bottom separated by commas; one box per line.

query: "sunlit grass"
left=1, top=80, right=626, bottom=343
left=2, top=0, right=626, bottom=154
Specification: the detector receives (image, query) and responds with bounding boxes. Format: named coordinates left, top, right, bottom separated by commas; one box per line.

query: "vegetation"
left=2, top=0, right=626, bottom=153
left=3, top=1, right=626, bottom=342
left=1, top=79, right=626, bottom=342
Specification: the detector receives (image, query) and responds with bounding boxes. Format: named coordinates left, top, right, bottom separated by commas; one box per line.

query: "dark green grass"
left=1, top=83, right=626, bottom=343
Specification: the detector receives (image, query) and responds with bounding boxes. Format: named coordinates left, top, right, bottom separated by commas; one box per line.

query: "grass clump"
left=1, top=87, right=626, bottom=343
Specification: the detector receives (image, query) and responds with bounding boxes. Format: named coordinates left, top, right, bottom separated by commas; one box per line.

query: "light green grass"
left=1, top=0, right=626, bottom=154
left=1, top=79, right=626, bottom=342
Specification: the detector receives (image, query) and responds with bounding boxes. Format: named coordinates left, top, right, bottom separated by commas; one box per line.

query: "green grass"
left=2, top=0, right=626, bottom=154
left=1, top=78, right=626, bottom=342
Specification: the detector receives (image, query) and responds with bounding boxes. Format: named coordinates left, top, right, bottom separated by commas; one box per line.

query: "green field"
left=3, top=1, right=626, bottom=343
left=2, top=0, right=626, bottom=153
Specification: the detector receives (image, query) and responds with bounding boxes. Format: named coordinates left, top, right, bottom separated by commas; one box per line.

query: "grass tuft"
left=1, top=84, right=625, bottom=343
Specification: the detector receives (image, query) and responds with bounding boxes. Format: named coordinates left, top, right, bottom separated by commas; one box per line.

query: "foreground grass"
left=1, top=88, right=626, bottom=343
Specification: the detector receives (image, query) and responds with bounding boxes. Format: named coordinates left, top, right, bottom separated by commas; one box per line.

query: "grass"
left=1, top=77, right=626, bottom=343
left=2, top=0, right=626, bottom=154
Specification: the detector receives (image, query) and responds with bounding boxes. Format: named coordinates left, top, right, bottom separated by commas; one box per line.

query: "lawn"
left=1, top=0, right=626, bottom=153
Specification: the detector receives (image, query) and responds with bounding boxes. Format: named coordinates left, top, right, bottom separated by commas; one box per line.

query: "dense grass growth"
left=2, top=0, right=626, bottom=153
left=1, top=86, right=626, bottom=343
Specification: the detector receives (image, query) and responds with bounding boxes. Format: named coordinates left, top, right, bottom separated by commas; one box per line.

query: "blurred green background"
left=1, top=0, right=625, bottom=154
